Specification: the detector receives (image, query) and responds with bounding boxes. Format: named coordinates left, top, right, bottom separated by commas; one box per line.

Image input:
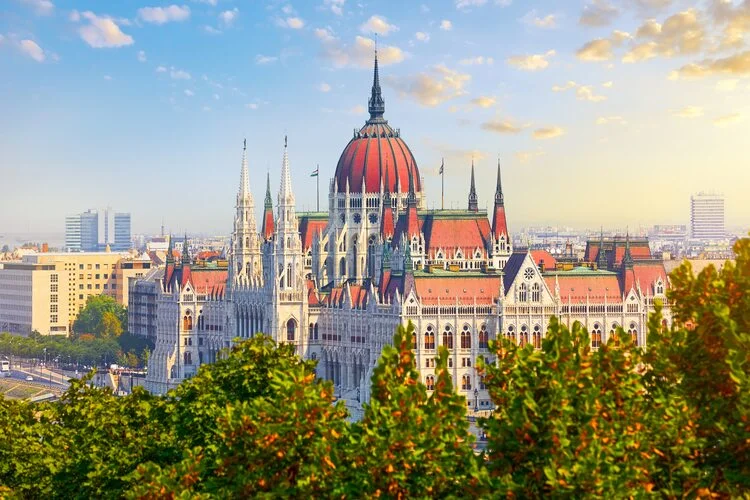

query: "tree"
left=73, top=295, right=127, bottom=338
left=339, top=321, right=489, bottom=498
left=100, top=311, right=123, bottom=339
left=643, top=236, right=750, bottom=495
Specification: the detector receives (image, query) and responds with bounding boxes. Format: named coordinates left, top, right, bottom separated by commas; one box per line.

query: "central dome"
left=334, top=53, right=421, bottom=195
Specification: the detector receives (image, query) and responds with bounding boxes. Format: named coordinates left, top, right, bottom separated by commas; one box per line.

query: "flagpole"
left=316, top=163, right=320, bottom=212
left=441, top=158, right=445, bottom=210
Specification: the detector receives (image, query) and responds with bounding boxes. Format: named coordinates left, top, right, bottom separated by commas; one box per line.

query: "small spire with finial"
left=468, top=159, right=478, bottom=211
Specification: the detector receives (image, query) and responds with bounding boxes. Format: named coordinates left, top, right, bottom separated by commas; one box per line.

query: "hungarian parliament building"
left=134, top=55, right=672, bottom=414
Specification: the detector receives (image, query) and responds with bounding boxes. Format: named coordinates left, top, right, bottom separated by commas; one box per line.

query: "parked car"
left=25, top=375, right=33, bottom=381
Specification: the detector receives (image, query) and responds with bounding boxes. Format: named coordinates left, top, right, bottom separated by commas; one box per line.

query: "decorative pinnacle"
left=264, top=171, right=273, bottom=209
left=468, top=160, right=478, bottom=211
left=368, top=48, right=385, bottom=122
left=495, top=158, right=504, bottom=205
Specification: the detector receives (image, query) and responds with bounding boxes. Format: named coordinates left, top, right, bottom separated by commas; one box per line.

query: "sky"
left=1, top=0, right=749, bottom=237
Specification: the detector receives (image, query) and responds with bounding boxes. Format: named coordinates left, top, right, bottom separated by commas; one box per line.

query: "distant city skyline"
left=2, top=0, right=749, bottom=234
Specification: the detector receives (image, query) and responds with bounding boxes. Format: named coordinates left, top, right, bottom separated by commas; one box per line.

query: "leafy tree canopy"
left=73, top=295, right=127, bottom=338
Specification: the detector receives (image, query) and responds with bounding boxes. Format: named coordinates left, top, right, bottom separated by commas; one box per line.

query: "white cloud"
left=203, top=26, right=222, bottom=35
left=481, top=118, right=525, bottom=134
left=552, top=81, right=577, bottom=92
left=580, top=0, right=619, bottom=27
left=246, top=103, right=258, bottom=110
left=184, top=89, right=194, bottom=96
left=715, top=79, right=739, bottom=92
left=713, top=113, right=741, bottom=126
left=69, top=9, right=80, bottom=21
left=195, top=0, right=217, bottom=5
left=137, top=5, right=191, bottom=25
left=533, top=126, right=565, bottom=139
left=470, top=95, right=496, bottom=108
left=103, top=74, right=112, bottom=80
left=278, top=17, right=304, bottom=29
left=137, top=50, right=146, bottom=62
left=576, top=38, right=613, bottom=61
left=349, top=104, right=366, bottom=114
left=202, top=106, right=211, bottom=112
left=155, top=65, right=167, bottom=72
left=20, top=0, right=54, bottom=15
left=318, top=34, right=406, bottom=68
left=387, top=64, right=470, bottom=107
left=576, top=85, right=606, bottom=102
left=672, top=105, right=703, bottom=118
left=318, top=82, right=331, bottom=92
left=440, top=20, right=453, bottom=31
left=456, top=0, right=487, bottom=10
left=415, top=31, right=430, bottom=42
left=255, top=54, right=278, bottom=64
left=19, top=39, right=45, bottom=62
left=596, top=115, right=626, bottom=125
left=78, top=11, right=134, bottom=48
left=213, top=93, right=220, bottom=100
left=522, top=10, right=557, bottom=29
left=360, top=15, right=398, bottom=36
left=323, top=0, right=345, bottom=16
left=219, top=8, right=239, bottom=26
left=459, top=56, right=494, bottom=65
left=170, top=68, right=191, bottom=80
left=602, top=80, right=613, bottom=88
left=506, top=50, right=555, bottom=70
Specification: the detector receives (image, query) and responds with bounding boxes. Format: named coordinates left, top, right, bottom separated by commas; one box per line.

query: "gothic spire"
left=597, top=227, right=607, bottom=269
left=182, top=233, right=190, bottom=266
left=494, top=158, right=504, bottom=205
left=407, top=166, right=417, bottom=207
left=623, top=231, right=634, bottom=269
left=367, top=50, right=385, bottom=122
left=239, top=138, right=250, bottom=197
left=264, top=171, right=273, bottom=209
left=278, top=135, right=294, bottom=206
left=468, top=159, right=478, bottom=211
left=166, top=233, right=174, bottom=264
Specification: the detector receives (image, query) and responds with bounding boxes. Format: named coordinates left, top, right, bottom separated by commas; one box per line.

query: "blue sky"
left=1, top=0, right=749, bottom=235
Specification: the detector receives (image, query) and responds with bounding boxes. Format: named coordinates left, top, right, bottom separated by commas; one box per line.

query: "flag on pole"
left=438, top=158, right=444, bottom=174
left=310, top=168, right=319, bottom=177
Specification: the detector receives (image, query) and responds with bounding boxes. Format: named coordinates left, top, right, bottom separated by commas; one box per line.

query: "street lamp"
left=474, top=387, right=479, bottom=412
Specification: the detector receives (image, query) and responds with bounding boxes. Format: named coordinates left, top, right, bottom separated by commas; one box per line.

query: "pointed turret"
left=597, top=228, right=608, bottom=270
left=405, top=168, right=419, bottom=239
left=367, top=50, right=385, bottom=122
left=468, top=159, right=478, bottom=212
left=278, top=135, right=294, bottom=207
left=491, top=159, right=509, bottom=238
left=623, top=231, right=634, bottom=269
left=262, top=171, right=275, bottom=241
left=239, top=138, right=250, bottom=197
left=166, top=234, right=174, bottom=265
left=231, top=139, right=262, bottom=282
left=182, top=233, right=190, bottom=266
left=404, top=243, right=413, bottom=273
left=381, top=168, right=395, bottom=240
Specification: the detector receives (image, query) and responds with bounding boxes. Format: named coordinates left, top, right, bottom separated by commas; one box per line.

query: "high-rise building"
left=65, top=210, right=99, bottom=252
left=113, top=213, right=132, bottom=251
left=690, top=193, right=725, bottom=241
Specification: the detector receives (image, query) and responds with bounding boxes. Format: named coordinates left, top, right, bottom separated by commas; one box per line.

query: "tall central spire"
left=278, top=135, right=294, bottom=206
left=494, top=158, right=504, bottom=205
left=239, top=138, right=250, bottom=197
left=368, top=50, right=385, bottom=122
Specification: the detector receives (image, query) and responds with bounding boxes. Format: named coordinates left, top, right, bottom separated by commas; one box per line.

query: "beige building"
left=0, top=252, right=152, bottom=336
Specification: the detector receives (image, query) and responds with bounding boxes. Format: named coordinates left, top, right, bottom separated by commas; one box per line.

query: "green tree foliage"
left=643, top=236, right=750, bottom=495
left=73, top=295, right=127, bottom=338
left=340, top=321, right=489, bottom=498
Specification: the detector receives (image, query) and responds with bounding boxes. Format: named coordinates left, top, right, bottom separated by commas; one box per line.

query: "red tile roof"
left=262, top=208, right=275, bottom=241
left=622, top=262, right=668, bottom=295
left=492, top=204, right=508, bottom=238
left=531, top=250, right=557, bottom=271
left=413, top=275, right=503, bottom=305
left=544, top=274, right=623, bottom=303
left=299, top=215, right=327, bottom=251
left=422, top=215, right=491, bottom=258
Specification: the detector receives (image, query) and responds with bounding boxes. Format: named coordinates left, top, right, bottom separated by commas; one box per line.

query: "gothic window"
left=183, top=310, right=193, bottom=331
left=309, top=323, right=314, bottom=340
left=286, top=264, right=292, bottom=287
left=610, top=322, right=619, bottom=335
left=479, top=376, right=486, bottom=390
left=479, top=324, right=489, bottom=349
left=656, top=280, right=664, bottom=295
left=461, top=325, right=472, bottom=349
left=353, top=213, right=361, bottom=224
left=245, top=237, right=249, bottom=248
left=518, top=283, right=528, bottom=302
left=425, top=375, right=435, bottom=391
left=368, top=213, right=378, bottom=224
left=524, top=267, right=534, bottom=281
left=184, top=352, right=192, bottom=365
left=461, top=374, right=472, bottom=391
left=533, top=324, right=542, bottom=349
left=532, top=283, right=541, bottom=302
left=592, top=323, right=603, bottom=348
left=505, top=324, right=515, bottom=342
left=424, top=325, right=435, bottom=350
left=628, top=323, right=638, bottom=346
left=339, top=257, right=346, bottom=277
left=314, top=323, right=319, bottom=340
left=286, top=318, right=297, bottom=341
left=519, top=325, right=529, bottom=347
left=442, top=324, right=454, bottom=349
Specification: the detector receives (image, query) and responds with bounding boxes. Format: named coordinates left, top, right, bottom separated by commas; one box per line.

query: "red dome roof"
left=335, top=122, right=421, bottom=194
left=334, top=51, right=421, bottom=195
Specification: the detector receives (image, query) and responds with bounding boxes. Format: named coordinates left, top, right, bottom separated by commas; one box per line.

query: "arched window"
left=425, top=375, right=435, bottom=391
left=532, top=283, right=541, bottom=302
left=519, top=325, right=529, bottom=347
left=461, top=374, right=472, bottom=391
left=314, top=323, right=319, bottom=340
left=461, top=325, right=472, bottom=349
left=412, top=332, right=417, bottom=349
left=424, top=325, right=435, bottom=350
left=519, top=283, right=528, bottom=302
left=505, top=324, right=515, bottom=342
left=592, top=323, right=602, bottom=348
left=339, top=257, right=346, bottom=277
left=286, top=264, right=292, bottom=287
left=479, top=324, right=489, bottom=349
left=442, top=324, right=453, bottom=349
left=184, top=352, right=192, bottom=365
left=533, top=324, right=542, bottom=349
left=628, top=323, right=638, bottom=346
left=183, top=310, right=193, bottom=331
left=245, top=236, right=249, bottom=248
left=479, top=376, right=486, bottom=390
left=286, top=318, right=296, bottom=341
left=309, top=323, right=314, bottom=340
left=610, top=322, right=619, bottom=335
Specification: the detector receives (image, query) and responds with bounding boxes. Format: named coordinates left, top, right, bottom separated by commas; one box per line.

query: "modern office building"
left=113, top=212, right=132, bottom=251
left=0, top=252, right=151, bottom=336
left=65, top=210, right=99, bottom=252
left=690, top=193, right=725, bottom=241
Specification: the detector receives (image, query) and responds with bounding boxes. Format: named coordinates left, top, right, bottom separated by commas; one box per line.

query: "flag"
left=310, top=168, right=319, bottom=177
left=438, top=158, right=444, bottom=174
